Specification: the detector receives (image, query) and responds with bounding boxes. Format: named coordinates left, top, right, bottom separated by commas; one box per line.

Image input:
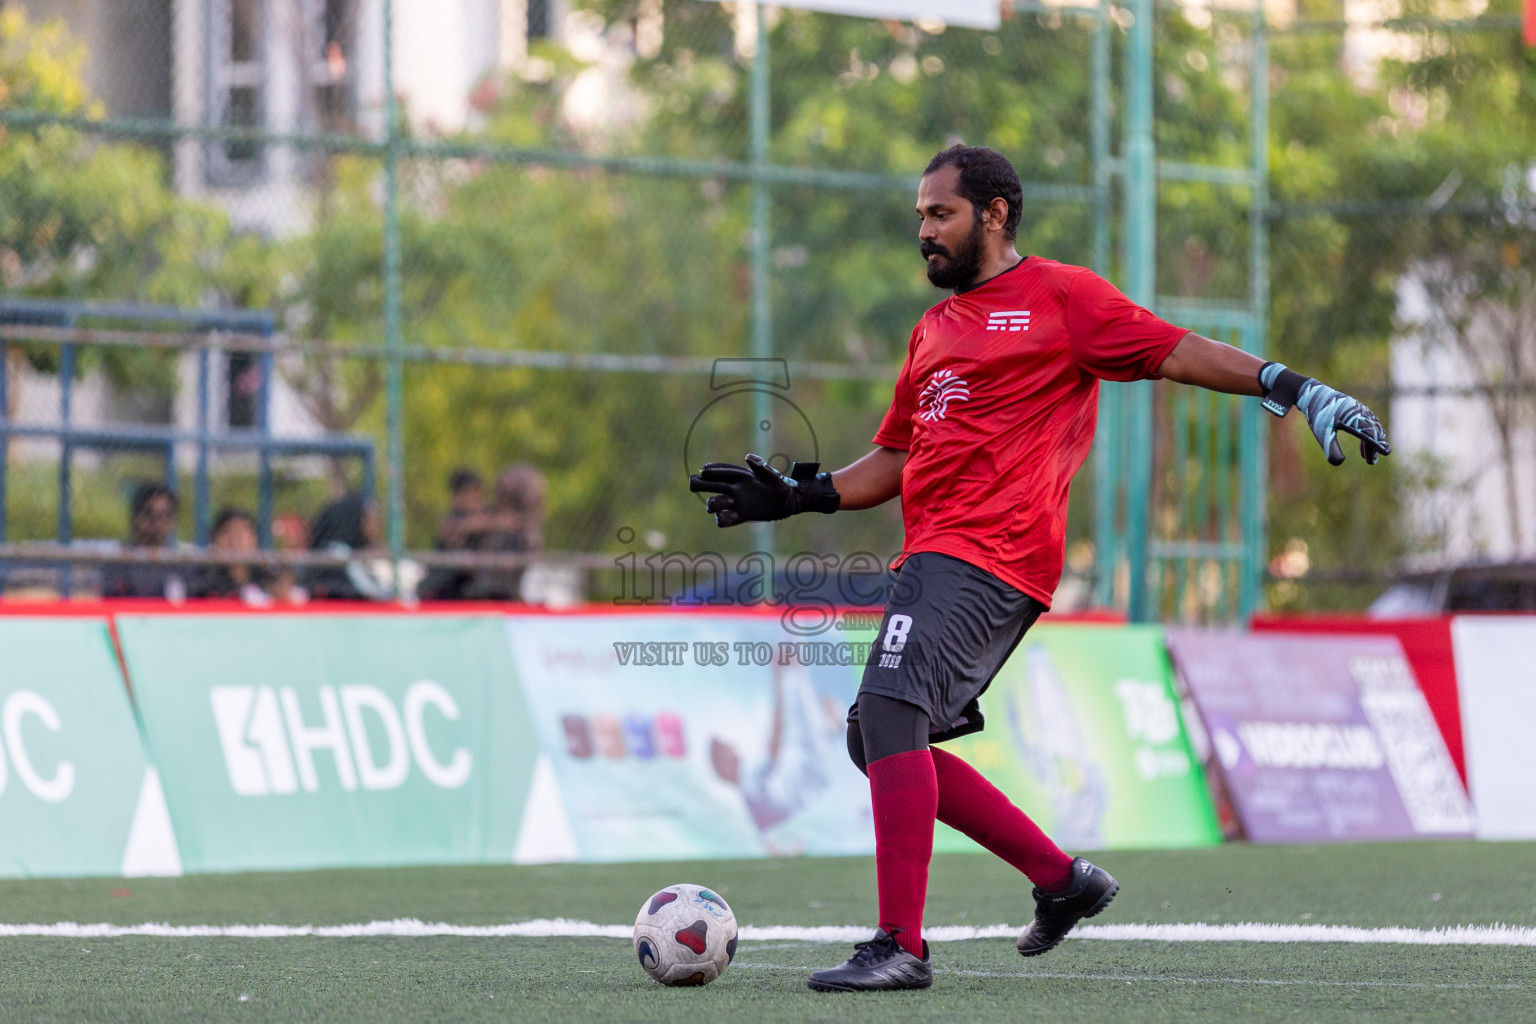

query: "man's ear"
left=986, top=196, right=1011, bottom=232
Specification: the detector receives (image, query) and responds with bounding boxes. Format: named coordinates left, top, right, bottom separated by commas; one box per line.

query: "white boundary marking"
left=731, top=963, right=1528, bottom=991
left=0, top=919, right=1533, bottom=947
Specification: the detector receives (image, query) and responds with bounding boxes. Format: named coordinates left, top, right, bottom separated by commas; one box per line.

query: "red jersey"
left=873, top=256, right=1188, bottom=606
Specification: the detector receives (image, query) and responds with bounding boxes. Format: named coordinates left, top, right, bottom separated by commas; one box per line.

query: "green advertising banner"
left=0, top=618, right=176, bottom=878
left=118, top=615, right=539, bottom=873
left=934, top=624, right=1220, bottom=852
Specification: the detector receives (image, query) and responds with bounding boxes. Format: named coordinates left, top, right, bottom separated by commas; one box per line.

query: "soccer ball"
left=632, top=883, right=738, bottom=986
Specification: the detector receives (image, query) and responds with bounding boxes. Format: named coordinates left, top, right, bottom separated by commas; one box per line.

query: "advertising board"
left=0, top=618, right=175, bottom=877
left=1167, top=630, right=1471, bottom=842
left=119, top=614, right=539, bottom=872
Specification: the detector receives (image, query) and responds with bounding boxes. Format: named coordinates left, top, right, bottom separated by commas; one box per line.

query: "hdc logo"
left=0, top=690, right=75, bottom=803
left=210, top=682, right=473, bottom=795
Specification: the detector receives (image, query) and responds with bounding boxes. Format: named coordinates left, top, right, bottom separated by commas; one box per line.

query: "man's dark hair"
left=449, top=468, right=483, bottom=494
left=129, top=481, right=178, bottom=519
left=211, top=506, right=255, bottom=538
left=310, top=494, right=371, bottom=550
left=923, top=145, right=1023, bottom=241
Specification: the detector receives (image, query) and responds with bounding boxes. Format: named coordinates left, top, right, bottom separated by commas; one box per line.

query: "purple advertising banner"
left=1166, top=630, right=1472, bottom=843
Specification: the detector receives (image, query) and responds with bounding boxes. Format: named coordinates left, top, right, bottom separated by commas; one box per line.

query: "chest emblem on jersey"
left=985, top=309, right=1031, bottom=332
left=919, top=369, right=971, bottom=421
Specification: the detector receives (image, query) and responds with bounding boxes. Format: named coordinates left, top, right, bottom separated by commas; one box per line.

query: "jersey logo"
left=919, top=369, right=970, bottom=421
left=986, top=309, right=1031, bottom=332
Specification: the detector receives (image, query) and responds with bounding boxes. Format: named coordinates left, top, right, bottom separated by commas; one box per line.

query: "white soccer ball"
left=632, top=883, right=738, bottom=986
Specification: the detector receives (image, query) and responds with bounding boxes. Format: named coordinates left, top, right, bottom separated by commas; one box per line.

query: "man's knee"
left=856, top=692, right=929, bottom=764
left=846, top=721, right=869, bottom=776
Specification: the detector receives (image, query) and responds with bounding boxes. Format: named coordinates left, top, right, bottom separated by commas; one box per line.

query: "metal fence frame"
left=0, top=299, right=376, bottom=594
left=9, top=0, right=1511, bottom=617
left=0, top=0, right=1270, bottom=616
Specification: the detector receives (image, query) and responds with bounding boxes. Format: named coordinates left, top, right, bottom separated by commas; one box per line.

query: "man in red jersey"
left=690, top=145, right=1389, bottom=992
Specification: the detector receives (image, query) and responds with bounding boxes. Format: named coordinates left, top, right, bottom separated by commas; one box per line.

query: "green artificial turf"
left=0, top=841, right=1531, bottom=1023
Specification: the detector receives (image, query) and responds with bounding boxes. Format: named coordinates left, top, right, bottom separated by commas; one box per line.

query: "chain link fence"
left=0, top=0, right=1531, bottom=615
left=1258, top=3, right=1536, bottom=612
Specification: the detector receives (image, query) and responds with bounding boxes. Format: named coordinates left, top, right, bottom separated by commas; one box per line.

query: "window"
left=226, top=352, right=261, bottom=429
left=206, top=0, right=266, bottom=184
left=527, top=0, right=550, bottom=42
left=310, top=0, right=356, bottom=134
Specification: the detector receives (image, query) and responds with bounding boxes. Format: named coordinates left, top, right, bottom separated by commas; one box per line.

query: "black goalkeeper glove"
left=1259, top=362, right=1392, bottom=467
left=689, top=454, right=841, bottom=528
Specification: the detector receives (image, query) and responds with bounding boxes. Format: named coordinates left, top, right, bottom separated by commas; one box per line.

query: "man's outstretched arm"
left=830, top=446, right=906, bottom=511
left=1154, top=332, right=1391, bottom=467
left=689, top=446, right=905, bottom=527
left=1154, top=332, right=1265, bottom=396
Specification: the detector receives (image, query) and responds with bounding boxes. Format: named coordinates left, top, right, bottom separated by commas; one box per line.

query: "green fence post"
left=1091, top=3, right=1111, bottom=280
left=1123, top=0, right=1156, bottom=622
left=1239, top=13, right=1270, bottom=624
left=1091, top=0, right=1117, bottom=608
left=383, top=0, right=406, bottom=593
left=749, top=2, right=774, bottom=559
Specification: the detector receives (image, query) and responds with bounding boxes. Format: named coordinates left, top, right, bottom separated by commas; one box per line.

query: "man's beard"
left=921, top=212, right=986, bottom=289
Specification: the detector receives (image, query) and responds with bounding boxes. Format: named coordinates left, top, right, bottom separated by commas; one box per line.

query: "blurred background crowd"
left=92, top=464, right=546, bottom=604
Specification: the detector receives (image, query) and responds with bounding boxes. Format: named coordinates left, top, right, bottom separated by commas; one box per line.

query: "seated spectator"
left=190, top=507, right=305, bottom=606
left=436, top=469, right=487, bottom=549
left=100, top=482, right=190, bottom=600
left=272, top=512, right=310, bottom=552
left=306, top=494, right=421, bottom=602
left=419, top=469, right=488, bottom=600
left=462, top=463, right=546, bottom=601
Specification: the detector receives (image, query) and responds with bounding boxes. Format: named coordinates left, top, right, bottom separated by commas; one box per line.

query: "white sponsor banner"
left=1450, top=617, right=1536, bottom=839
left=699, top=0, right=1001, bottom=31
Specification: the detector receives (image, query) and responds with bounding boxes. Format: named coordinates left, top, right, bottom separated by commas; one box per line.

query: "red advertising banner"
left=1251, top=616, right=1463, bottom=784
left=1167, top=630, right=1472, bottom=843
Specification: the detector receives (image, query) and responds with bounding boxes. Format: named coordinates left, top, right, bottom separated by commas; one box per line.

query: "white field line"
left=0, top=919, right=1534, bottom=947
left=730, top=963, right=1529, bottom=991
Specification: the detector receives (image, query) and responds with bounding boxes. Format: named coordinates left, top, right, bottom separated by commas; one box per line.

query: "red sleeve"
left=1065, top=271, right=1189, bottom=382
left=872, top=325, right=922, bottom=450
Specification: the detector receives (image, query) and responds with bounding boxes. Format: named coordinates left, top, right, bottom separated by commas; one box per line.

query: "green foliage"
left=0, top=3, right=242, bottom=400
left=389, top=7, right=1116, bottom=551
left=1261, top=0, right=1536, bottom=606
left=5, top=0, right=1534, bottom=609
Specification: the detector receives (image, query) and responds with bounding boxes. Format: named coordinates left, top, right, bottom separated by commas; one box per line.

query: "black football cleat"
left=807, top=929, right=933, bottom=992
left=1016, top=857, right=1119, bottom=957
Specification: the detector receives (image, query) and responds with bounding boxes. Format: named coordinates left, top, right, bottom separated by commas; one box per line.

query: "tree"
left=0, top=4, right=247, bottom=405
left=10, top=0, right=1531, bottom=612
left=1261, top=0, right=1536, bottom=604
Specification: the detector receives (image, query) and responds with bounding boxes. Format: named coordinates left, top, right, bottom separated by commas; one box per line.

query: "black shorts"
left=850, top=551, right=1046, bottom=743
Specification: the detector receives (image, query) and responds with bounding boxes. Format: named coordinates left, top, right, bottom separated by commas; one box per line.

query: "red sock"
left=867, top=749, right=938, bottom=958
left=930, top=746, right=1074, bottom=892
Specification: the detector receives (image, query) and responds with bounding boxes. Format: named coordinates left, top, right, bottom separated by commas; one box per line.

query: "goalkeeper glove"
left=1259, top=362, right=1391, bottom=466
left=689, top=454, right=841, bottom=528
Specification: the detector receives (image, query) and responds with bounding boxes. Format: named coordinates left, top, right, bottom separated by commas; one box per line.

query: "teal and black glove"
left=1259, top=362, right=1391, bottom=467
left=689, top=454, right=840, bottom=527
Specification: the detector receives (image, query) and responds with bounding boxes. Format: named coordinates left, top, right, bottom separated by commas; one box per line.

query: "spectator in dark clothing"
left=306, top=494, right=379, bottom=601
left=305, top=494, right=419, bottom=601
left=100, top=482, right=190, bottom=599
left=420, top=468, right=488, bottom=600
left=190, top=507, right=303, bottom=605
left=436, top=469, right=487, bottom=548
left=461, top=463, right=546, bottom=601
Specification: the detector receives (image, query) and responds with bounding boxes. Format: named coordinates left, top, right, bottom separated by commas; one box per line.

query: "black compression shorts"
left=848, top=551, right=1046, bottom=744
